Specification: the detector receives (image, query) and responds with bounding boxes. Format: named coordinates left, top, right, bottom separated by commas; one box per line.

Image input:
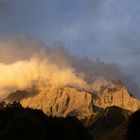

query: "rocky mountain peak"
left=92, top=81, right=140, bottom=112
left=20, top=85, right=94, bottom=120
left=3, top=79, right=140, bottom=121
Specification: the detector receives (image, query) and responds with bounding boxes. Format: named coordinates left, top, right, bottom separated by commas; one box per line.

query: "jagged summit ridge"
left=92, top=81, right=140, bottom=111
left=4, top=79, right=140, bottom=120
left=20, top=85, right=94, bottom=120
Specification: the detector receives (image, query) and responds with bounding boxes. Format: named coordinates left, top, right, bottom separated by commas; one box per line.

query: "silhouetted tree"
left=127, top=109, right=140, bottom=140
left=0, top=102, right=92, bottom=140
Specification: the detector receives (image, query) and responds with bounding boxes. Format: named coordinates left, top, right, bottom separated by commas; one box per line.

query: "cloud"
left=0, top=35, right=139, bottom=97
left=0, top=57, right=88, bottom=92
left=0, top=34, right=48, bottom=63
left=0, top=0, right=14, bottom=19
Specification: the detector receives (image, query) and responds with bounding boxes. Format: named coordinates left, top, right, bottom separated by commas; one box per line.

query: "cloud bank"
left=0, top=35, right=139, bottom=97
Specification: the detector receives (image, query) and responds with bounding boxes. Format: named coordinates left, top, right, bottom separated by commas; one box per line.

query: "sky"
left=0, top=0, right=140, bottom=94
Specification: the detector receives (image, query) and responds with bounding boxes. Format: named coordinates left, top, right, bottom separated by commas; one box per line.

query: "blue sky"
left=0, top=0, right=140, bottom=85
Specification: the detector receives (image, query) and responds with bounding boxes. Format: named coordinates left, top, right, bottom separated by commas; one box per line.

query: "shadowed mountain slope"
left=88, top=106, right=132, bottom=140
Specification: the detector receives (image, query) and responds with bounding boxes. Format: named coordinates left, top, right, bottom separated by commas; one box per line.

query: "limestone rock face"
left=21, top=85, right=94, bottom=120
left=4, top=79, right=140, bottom=121
left=92, top=81, right=140, bottom=112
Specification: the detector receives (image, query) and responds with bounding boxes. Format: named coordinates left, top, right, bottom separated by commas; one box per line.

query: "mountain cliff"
left=6, top=85, right=94, bottom=120
left=92, top=80, right=140, bottom=112
left=4, top=79, right=140, bottom=122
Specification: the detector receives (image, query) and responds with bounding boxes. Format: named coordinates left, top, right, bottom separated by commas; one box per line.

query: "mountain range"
left=1, top=78, right=140, bottom=140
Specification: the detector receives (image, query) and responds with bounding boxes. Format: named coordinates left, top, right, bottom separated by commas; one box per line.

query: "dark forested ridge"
left=1, top=101, right=140, bottom=140
left=88, top=106, right=131, bottom=140
left=0, top=102, right=92, bottom=140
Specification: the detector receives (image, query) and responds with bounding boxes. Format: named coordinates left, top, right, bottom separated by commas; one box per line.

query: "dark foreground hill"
left=0, top=102, right=92, bottom=140
left=88, top=106, right=131, bottom=140
left=127, top=109, right=140, bottom=140
left=1, top=101, right=140, bottom=140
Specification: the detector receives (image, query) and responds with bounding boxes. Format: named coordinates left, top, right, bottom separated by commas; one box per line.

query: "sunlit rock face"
left=4, top=78, right=140, bottom=121
left=20, top=85, right=94, bottom=120
left=92, top=80, right=140, bottom=112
